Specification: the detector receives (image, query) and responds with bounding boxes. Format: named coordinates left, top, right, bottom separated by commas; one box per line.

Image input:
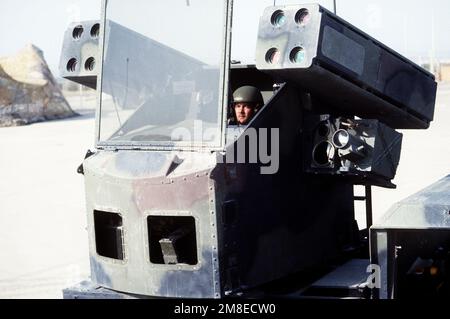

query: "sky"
left=0, top=0, right=450, bottom=75
left=0, top=0, right=101, bottom=74
left=232, top=0, right=450, bottom=64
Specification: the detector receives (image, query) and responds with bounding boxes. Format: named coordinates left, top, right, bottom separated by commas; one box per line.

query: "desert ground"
left=0, top=90, right=95, bottom=298
left=0, top=84, right=448, bottom=298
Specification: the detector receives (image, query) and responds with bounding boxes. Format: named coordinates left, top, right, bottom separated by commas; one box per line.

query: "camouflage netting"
left=0, top=44, right=77, bottom=127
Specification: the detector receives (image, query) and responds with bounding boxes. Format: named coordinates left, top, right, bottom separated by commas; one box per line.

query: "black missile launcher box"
left=256, top=4, right=437, bottom=130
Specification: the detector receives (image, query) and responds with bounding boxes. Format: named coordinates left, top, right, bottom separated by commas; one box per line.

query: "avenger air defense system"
left=60, top=0, right=448, bottom=299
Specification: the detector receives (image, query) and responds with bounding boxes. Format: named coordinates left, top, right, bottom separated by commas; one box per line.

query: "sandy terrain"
left=0, top=84, right=448, bottom=299
left=0, top=92, right=95, bottom=298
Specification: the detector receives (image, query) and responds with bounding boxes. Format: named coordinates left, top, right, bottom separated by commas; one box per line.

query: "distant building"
left=439, top=61, right=450, bottom=82
left=417, top=61, right=450, bottom=82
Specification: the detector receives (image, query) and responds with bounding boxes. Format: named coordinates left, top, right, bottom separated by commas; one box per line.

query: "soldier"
left=230, top=86, right=264, bottom=126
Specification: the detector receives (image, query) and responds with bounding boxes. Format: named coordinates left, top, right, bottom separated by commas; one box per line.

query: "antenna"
left=333, top=0, right=337, bottom=14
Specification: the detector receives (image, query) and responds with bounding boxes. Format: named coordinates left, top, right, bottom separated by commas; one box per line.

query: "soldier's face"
left=234, top=103, right=256, bottom=125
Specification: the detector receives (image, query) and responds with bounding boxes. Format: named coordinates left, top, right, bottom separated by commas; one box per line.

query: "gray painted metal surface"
left=85, top=151, right=221, bottom=298
left=63, top=281, right=147, bottom=299
left=373, top=175, right=450, bottom=229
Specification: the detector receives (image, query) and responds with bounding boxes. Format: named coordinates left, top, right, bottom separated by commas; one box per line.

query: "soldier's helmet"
left=232, top=86, right=264, bottom=106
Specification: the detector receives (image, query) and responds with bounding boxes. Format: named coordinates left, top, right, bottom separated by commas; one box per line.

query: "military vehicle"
left=60, top=0, right=448, bottom=299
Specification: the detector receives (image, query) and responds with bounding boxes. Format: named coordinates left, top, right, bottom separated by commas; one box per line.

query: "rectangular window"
left=147, top=216, right=198, bottom=266
left=94, top=211, right=125, bottom=260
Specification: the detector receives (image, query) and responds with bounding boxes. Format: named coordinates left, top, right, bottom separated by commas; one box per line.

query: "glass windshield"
left=99, top=0, right=227, bottom=147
